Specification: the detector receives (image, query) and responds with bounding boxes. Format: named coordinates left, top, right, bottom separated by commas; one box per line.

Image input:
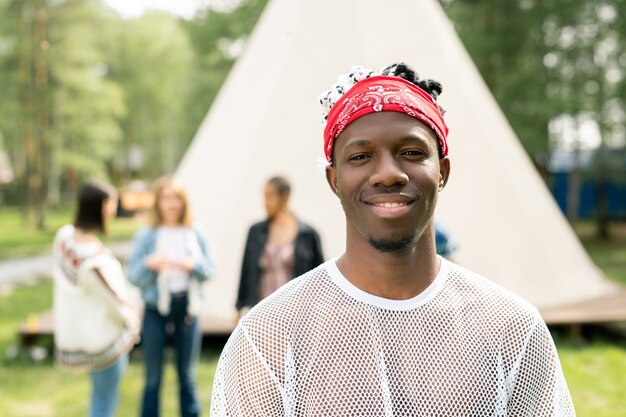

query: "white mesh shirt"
left=211, top=258, right=575, bottom=416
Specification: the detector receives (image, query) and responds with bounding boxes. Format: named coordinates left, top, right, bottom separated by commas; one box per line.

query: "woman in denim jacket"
left=127, top=177, right=214, bottom=417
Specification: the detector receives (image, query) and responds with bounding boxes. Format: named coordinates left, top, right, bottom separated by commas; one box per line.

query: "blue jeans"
left=90, top=354, right=128, bottom=417
left=140, top=295, right=201, bottom=417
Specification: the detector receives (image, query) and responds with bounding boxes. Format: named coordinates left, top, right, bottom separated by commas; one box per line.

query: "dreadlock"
left=381, top=62, right=445, bottom=114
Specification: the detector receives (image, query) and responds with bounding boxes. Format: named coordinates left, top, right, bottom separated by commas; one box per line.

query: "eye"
left=401, top=149, right=427, bottom=158
left=348, top=153, right=371, bottom=162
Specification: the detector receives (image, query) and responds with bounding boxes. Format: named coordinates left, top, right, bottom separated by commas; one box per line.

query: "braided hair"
left=319, top=62, right=445, bottom=122
left=318, top=62, right=446, bottom=160
left=381, top=63, right=444, bottom=114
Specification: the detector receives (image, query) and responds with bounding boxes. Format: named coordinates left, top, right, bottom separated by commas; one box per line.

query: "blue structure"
left=548, top=149, right=626, bottom=219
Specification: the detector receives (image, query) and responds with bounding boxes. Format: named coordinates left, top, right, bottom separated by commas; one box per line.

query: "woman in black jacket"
left=236, top=176, right=324, bottom=316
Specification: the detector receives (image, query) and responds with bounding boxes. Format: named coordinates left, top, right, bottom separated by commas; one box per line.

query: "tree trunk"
left=47, top=87, right=65, bottom=209
left=19, top=1, right=37, bottom=226
left=33, top=2, right=49, bottom=229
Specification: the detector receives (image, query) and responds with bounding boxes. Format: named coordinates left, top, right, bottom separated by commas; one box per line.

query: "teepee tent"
left=177, top=0, right=626, bottom=331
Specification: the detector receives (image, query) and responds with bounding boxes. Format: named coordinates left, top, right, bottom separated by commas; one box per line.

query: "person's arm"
left=189, top=226, right=214, bottom=282
left=210, top=325, right=284, bottom=416
left=236, top=228, right=256, bottom=311
left=504, top=311, right=575, bottom=416
left=126, top=228, right=158, bottom=289
left=82, top=265, right=140, bottom=333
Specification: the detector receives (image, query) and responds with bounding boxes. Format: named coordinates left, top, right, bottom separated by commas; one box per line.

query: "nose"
left=368, top=152, right=409, bottom=188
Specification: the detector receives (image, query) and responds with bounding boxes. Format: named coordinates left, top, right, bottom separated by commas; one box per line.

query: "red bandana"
left=323, top=75, right=449, bottom=163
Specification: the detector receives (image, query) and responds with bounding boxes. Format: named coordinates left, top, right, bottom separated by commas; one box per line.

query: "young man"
left=210, top=64, right=575, bottom=416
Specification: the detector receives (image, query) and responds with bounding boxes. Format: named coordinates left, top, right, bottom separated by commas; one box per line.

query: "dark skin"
left=325, top=111, right=451, bottom=300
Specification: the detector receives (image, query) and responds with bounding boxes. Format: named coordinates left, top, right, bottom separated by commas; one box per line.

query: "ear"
left=325, top=164, right=340, bottom=197
left=438, top=157, right=451, bottom=191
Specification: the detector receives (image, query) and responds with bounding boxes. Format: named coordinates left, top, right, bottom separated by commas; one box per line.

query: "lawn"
left=0, top=207, right=142, bottom=260
left=558, top=339, right=626, bottom=417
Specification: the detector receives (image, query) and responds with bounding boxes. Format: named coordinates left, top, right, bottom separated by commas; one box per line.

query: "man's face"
left=326, top=112, right=450, bottom=253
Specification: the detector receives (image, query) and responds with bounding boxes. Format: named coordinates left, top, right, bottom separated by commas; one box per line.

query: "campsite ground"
left=0, top=208, right=140, bottom=261
left=0, top=215, right=625, bottom=416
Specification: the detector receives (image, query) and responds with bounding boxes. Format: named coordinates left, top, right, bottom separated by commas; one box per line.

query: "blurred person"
left=235, top=176, right=324, bottom=318
left=210, top=64, right=575, bottom=416
left=435, top=220, right=456, bottom=260
left=127, top=176, right=214, bottom=417
left=53, top=181, right=140, bottom=417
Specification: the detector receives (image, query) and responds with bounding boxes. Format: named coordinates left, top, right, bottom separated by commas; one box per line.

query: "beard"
left=367, top=233, right=417, bottom=253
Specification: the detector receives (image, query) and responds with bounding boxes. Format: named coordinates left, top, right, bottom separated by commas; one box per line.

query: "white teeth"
left=377, top=202, right=407, bottom=208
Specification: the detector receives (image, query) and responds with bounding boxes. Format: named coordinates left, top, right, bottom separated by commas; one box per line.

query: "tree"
left=46, top=0, right=125, bottom=205
left=182, top=0, right=269, bottom=149
left=105, top=12, right=193, bottom=179
left=446, top=0, right=626, bottom=237
left=0, top=0, right=127, bottom=225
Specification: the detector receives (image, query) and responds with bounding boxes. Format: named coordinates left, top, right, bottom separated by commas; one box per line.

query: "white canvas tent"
left=177, top=0, right=626, bottom=331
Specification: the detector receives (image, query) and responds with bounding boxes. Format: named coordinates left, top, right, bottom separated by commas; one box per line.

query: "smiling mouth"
left=362, top=194, right=416, bottom=218
left=371, top=202, right=411, bottom=208
left=364, top=193, right=416, bottom=206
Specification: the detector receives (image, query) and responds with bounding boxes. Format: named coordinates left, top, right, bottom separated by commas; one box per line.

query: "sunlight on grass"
left=559, top=341, right=626, bottom=417
left=0, top=352, right=220, bottom=417
left=0, top=281, right=219, bottom=416
left=0, top=207, right=143, bottom=260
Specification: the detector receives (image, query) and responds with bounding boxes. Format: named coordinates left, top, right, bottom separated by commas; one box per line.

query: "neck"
left=74, top=227, right=98, bottom=242
left=161, top=220, right=181, bottom=227
left=337, top=222, right=440, bottom=300
left=271, top=209, right=293, bottom=224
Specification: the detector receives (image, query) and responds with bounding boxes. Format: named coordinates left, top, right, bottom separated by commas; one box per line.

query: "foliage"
left=182, top=0, right=269, bottom=151
left=0, top=0, right=269, bottom=226
left=47, top=0, right=126, bottom=188
left=445, top=0, right=626, bottom=236
left=446, top=0, right=626, bottom=156
left=105, top=12, right=194, bottom=178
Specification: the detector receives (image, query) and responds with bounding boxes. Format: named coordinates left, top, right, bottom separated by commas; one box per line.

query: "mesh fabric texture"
left=211, top=258, right=575, bottom=416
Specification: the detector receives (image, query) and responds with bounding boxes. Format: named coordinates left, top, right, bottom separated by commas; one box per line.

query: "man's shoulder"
left=444, top=260, right=540, bottom=322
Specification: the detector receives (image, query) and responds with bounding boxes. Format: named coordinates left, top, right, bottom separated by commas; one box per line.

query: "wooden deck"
left=540, top=287, right=626, bottom=325
left=19, top=288, right=626, bottom=346
left=18, top=310, right=236, bottom=347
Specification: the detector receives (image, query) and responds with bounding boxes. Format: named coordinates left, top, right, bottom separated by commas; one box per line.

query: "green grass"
left=0, top=351, right=220, bottom=417
left=0, top=281, right=219, bottom=417
left=558, top=339, right=626, bottom=417
left=0, top=207, right=142, bottom=260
